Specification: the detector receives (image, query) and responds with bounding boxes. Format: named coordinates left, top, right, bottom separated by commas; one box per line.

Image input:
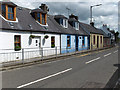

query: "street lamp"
left=90, top=4, right=102, bottom=24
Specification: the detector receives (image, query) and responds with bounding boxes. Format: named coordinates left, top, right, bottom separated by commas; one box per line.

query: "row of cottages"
left=0, top=2, right=109, bottom=62
left=0, top=2, right=89, bottom=62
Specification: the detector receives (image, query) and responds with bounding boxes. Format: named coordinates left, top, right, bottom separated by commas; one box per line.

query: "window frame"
left=33, top=12, right=47, bottom=25
left=64, top=19, right=68, bottom=28
left=8, top=5, right=14, bottom=20
left=41, top=13, right=46, bottom=25
left=51, top=36, right=55, bottom=48
left=14, top=35, right=21, bottom=51
left=67, top=35, right=71, bottom=48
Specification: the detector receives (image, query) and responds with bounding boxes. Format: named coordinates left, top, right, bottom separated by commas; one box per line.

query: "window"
left=14, top=35, right=21, bottom=51
left=73, top=22, right=79, bottom=30
left=73, top=22, right=75, bottom=27
left=75, top=22, right=79, bottom=30
left=8, top=6, right=14, bottom=20
left=42, top=14, right=45, bottom=25
left=82, top=36, right=85, bottom=46
left=101, top=36, right=102, bottom=44
left=67, top=36, right=71, bottom=48
left=1, top=5, right=6, bottom=17
left=93, top=35, right=96, bottom=45
left=37, top=13, right=40, bottom=22
left=64, top=19, right=68, bottom=28
left=60, top=18, right=63, bottom=25
left=1, top=4, right=16, bottom=21
left=32, top=13, right=46, bottom=25
left=60, top=19, right=68, bottom=28
left=51, top=36, right=55, bottom=48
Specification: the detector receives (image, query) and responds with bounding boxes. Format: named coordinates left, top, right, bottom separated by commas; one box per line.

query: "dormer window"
left=31, top=4, right=48, bottom=26
left=73, top=22, right=79, bottom=30
left=1, top=4, right=16, bottom=21
left=59, top=18, right=68, bottom=28
left=31, top=12, right=47, bottom=25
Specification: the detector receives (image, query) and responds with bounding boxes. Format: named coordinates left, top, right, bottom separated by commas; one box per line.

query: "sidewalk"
left=0, top=46, right=115, bottom=71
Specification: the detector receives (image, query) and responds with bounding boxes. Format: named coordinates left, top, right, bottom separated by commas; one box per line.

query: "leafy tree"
left=114, top=31, right=119, bottom=43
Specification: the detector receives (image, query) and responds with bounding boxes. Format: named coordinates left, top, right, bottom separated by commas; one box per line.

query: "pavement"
left=1, top=46, right=119, bottom=88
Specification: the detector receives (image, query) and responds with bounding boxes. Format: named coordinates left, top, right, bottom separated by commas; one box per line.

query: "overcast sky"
left=4, top=0, right=120, bottom=32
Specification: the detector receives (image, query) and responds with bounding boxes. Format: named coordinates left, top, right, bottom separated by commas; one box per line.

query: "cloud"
left=10, top=0, right=118, bottom=32
left=10, top=0, right=120, bottom=2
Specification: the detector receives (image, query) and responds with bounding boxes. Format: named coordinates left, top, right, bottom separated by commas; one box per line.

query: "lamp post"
left=90, top=4, right=102, bottom=24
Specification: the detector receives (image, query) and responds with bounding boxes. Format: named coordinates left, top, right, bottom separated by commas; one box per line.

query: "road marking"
left=85, top=57, right=101, bottom=64
left=114, top=50, right=118, bottom=53
left=104, top=53, right=111, bottom=57
left=17, top=68, right=72, bottom=88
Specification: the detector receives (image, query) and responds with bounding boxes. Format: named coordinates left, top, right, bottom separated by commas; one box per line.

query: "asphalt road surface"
left=2, top=47, right=119, bottom=88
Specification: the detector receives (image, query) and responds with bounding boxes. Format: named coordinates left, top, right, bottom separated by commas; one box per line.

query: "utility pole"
left=90, top=4, right=102, bottom=24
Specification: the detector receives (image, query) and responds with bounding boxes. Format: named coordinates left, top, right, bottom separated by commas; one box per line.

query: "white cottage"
left=0, top=2, right=61, bottom=63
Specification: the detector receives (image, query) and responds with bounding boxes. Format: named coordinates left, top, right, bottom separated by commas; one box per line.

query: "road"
left=2, top=47, right=119, bottom=88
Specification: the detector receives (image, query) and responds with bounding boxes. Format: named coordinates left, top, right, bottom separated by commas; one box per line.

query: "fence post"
left=55, top=47, right=57, bottom=58
left=22, top=49, right=24, bottom=64
left=41, top=48, right=43, bottom=61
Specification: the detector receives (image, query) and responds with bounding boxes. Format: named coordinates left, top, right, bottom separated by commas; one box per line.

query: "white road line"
left=114, top=50, right=118, bottom=53
left=85, top=57, right=101, bottom=64
left=104, top=53, right=111, bottom=57
left=17, top=68, right=72, bottom=88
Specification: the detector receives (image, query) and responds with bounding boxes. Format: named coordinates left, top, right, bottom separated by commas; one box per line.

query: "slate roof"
left=31, top=8, right=47, bottom=14
left=54, top=15, right=68, bottom=19
left=80, top=22, right=104, bottom=35
left=53, top=15, right=89, bottom=36
left=0, top=5, right=89, bottom=36
left=1, top=2, right=17, bottom=7
left=97, top=29, right=110, bottom=38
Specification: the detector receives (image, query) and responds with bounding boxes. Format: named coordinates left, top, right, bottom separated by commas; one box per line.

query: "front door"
left=76, top=36, right=78, bottom=51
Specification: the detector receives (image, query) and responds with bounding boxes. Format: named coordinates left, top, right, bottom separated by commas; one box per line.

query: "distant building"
left=102, top=24, right=115, bottom=44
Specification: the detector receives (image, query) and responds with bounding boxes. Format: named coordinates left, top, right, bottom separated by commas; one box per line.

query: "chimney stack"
left=90, top=22, right=94, bottom=27
left=39, top=4, right=49, bottom=12
left=69, top=14, right=78, bottom=20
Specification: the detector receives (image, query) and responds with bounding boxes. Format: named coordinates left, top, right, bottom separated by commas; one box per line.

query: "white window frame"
left=75, top=22, right=79, bottom=30
left=63, top=19, right=68, bottom=28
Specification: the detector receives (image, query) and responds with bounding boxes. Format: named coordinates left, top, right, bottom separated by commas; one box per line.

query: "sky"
left=1, top=0, right=120, bottom=33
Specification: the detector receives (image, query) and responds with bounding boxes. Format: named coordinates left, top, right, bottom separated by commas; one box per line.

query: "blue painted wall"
left=61, top=34, right=76, bottom=54
left=78, top=36, right=88, bottom=51
left=61, top=35, right=89, bottom=54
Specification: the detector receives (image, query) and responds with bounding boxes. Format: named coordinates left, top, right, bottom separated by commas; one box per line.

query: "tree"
left=114, top=31, right=119, bottom=43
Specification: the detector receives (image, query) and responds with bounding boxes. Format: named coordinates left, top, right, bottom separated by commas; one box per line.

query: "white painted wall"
left=0, top=30, right=60, bottom=63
